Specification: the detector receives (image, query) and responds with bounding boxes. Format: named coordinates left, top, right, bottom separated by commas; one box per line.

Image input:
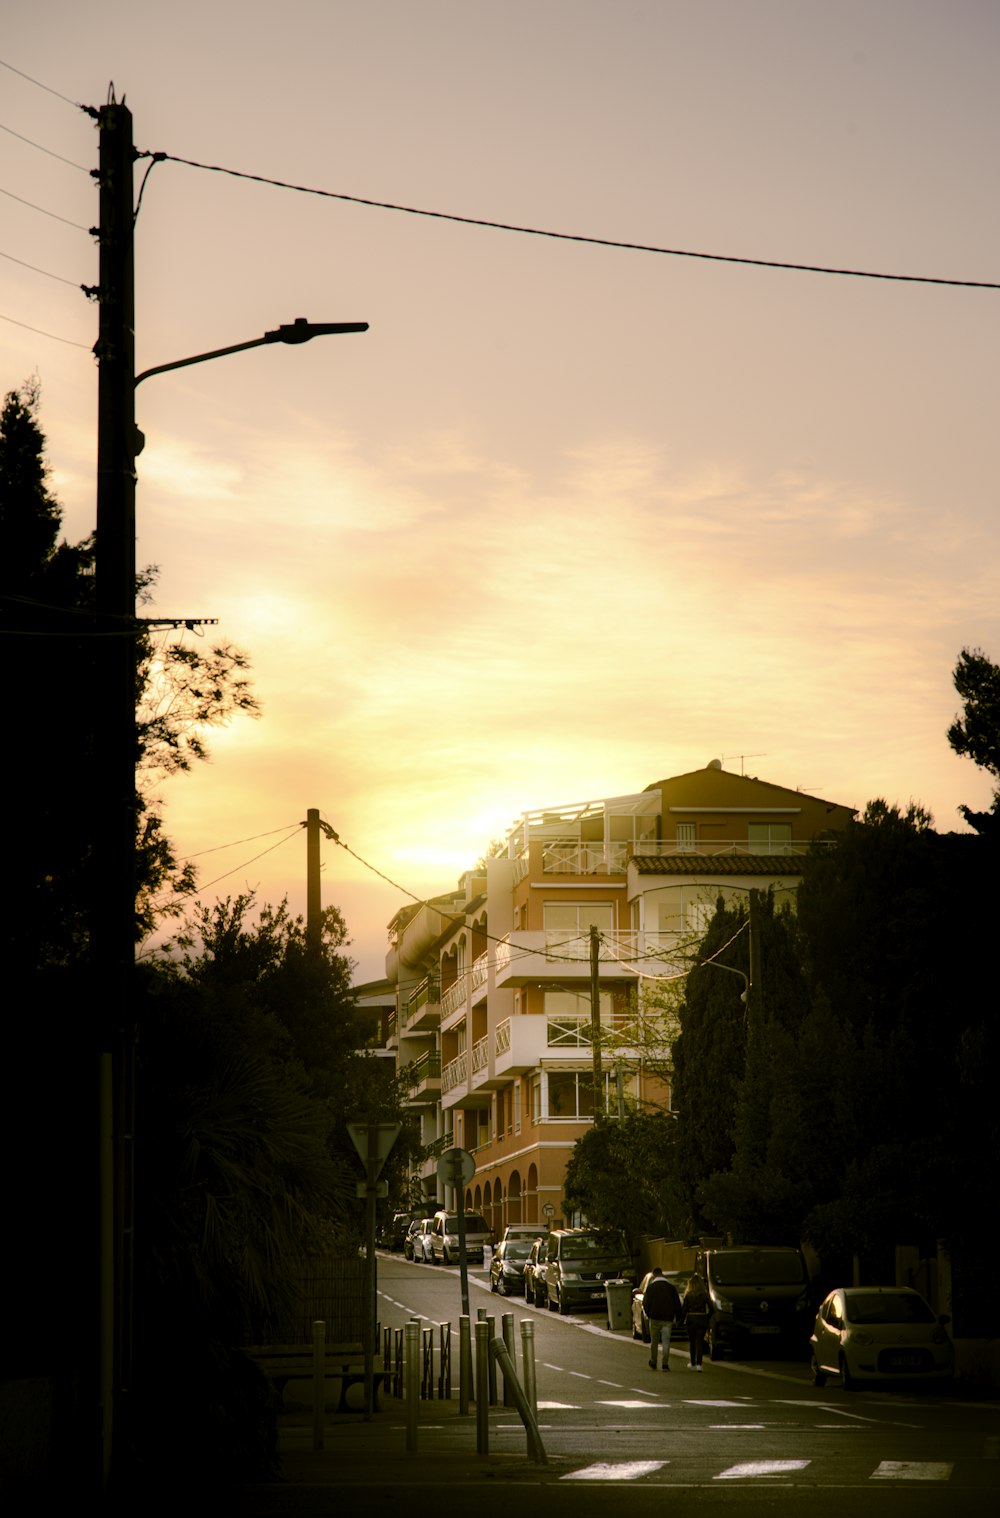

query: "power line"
left=0, top=119, right=89, bottom=171
left=0, top=183, right=90, bottom=230
left=0, top=245, right=87, bottom=287
left=0, top=56, right=84, bottom=110
left=0, top=310, right=90, bottom=347
left=140, top=149, right=1000, bottom=292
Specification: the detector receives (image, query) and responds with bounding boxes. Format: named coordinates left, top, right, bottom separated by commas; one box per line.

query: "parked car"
left=430, top=1210, right=491, bottom=1266
left=811, top=1287, right=954, bottom=1389
left=498, top=1223, right=547, bottom=1247
left=544, top=1227, right=635, bottom=1316
left=524, top=1239, right=549, bottom=1306
left=383, top=1212, right=413, bottom=1252
left=402, top=1219, right=423, bottom=1260
left=631, top=1269, right=690, bottom=1342
left=408, top=1218, right=435, bottom=1263
left=490, top=1238, right=534, bottom=1295
left=700, top=1245, right=812, bottom=1359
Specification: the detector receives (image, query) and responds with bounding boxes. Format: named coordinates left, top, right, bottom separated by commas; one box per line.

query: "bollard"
left=459, top=1315, right=472, bottom=1415
left=312, top=1319, right=325, bottom=1451
left=486, top=1314, right=497, bottom=1405
left=520, top=1318, right=538, bottom=1424
left=474, top=1320, right=489, bottom=1455
left=438, top=1320, right=452, bottom=1401
left=490, top=1338, right=548, bottom=1465
left=501, top=1313, right=516, bottom=1407
left=404, top=1321, right=420, bottom=1453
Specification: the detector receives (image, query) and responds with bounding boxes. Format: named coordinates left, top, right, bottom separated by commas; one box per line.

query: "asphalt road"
left=368, top=1249, right=1000, bottom=1514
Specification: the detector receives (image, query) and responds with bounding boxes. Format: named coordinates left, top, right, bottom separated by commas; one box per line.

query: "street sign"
left=437, top=1146, right=475, bottom=1188
left=347, top=1122, right=401, bottom=1176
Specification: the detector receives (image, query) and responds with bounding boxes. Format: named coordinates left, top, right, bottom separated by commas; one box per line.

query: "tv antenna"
left=721, top=752, right=766, bottom=776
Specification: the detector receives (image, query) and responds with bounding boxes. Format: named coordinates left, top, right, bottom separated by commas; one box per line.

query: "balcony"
left=401, top=975, right=441, bottom=1033
left=494, top=930, right=636, bottom=987
left=403, top=1050, right=441, bottom=1104
left=441, top=976, right=467, bottom=1021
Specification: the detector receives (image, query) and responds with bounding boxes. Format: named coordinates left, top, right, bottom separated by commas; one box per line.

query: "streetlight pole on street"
left=93, top=90, right=369, bottom=1496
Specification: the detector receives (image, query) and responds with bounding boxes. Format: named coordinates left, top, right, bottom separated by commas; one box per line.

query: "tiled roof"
left=630, top=853, right=807, bottom=875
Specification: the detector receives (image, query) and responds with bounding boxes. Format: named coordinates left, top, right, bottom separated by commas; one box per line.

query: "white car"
left=810, top=1286, right=954, bottom=1388
left=410, top=1218, right=435, bottom=1263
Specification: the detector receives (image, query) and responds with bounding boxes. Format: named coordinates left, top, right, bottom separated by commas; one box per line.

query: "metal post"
left=489, top=1338, right=548, bottom=1465
left=459, top=1315, right=471, bottom=1414
left=404, top=1321, right=419, bottom=1453
left=486, top=1313, right=497, bottom=1404
left=501, top=1313, right=516, bottom=1407
left=520, top=1319, right=538, bottom=1423
left=590, top=924, right=604, bottom=1116
left=312, top=1319, right=325, bottom=1451
left=475, top=1320, right=489, bottom=1454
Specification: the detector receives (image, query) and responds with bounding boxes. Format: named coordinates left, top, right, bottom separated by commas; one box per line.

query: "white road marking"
left=872, top=1462, right=953, bottom=1481
left=536, top=1401, right=577, bottom=1409
left=599, top=1399, right=671, bottom=1409
left=597, top=1379, right=623, bottom=1387
left=716, top=1460, right=810, bottom=1480
left=563, top=1461, right=667, bottom=1482
left=687, top=1399, right=752, bottom=1407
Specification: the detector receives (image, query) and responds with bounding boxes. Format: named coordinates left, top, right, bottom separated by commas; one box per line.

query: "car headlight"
left=846, top=1331, right=874, bottom=1346
left=561, top=1271, right=581, bottom=1281
left=712, top=1293, right=733, bottom=1313
left=932, top=1327, right=949, bottom=1345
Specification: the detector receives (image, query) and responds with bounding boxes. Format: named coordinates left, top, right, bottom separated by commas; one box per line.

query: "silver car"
left=810, top=1287, right=954, bottom=1388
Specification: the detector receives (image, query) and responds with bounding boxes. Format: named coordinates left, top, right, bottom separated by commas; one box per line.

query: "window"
left=530, top=1075, right=541, bottom=1123
left=547, top=1071, right=596, bottom=1119
left=748, top=822, right=792, bottom=855
left=676, top=821, right=697, bottom=851
left=513, top=1080, right=521, bottom=1134
left=543, top=901, right=615, bottom=955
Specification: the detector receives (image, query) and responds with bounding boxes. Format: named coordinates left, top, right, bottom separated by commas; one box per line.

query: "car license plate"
left=887, top=1353, right=922, bottom=1367
left=749, top=1325, right=781, bottom=1334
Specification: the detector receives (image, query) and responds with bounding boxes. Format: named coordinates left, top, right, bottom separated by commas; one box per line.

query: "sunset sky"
left=4, top=2, right=999, bottom=982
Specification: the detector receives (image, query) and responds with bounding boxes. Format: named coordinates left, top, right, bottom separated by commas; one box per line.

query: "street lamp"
left=134, top=317, right=368, bottom=387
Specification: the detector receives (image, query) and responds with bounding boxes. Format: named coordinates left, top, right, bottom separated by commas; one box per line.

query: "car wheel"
left=839, top=1354, right=855, bottom=1390
left=642, top=1323, right=651, bottom=1344
left=547, top=1288, right=557, bottom=1312
left=558, top=1294, right=570, bottom=1316
left=443, top=1248, right=452, bottom=1266
left=708, top=1325, right=724, bottom=1361
left=810, top=1354, right=827, bottom=1388
left=632, top=1321, right=641, bottom=1341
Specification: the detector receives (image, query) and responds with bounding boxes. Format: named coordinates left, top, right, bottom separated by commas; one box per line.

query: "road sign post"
left=348, top=1122, right=401, bottom=1417
left=437, top=1147, right=475, bottom=1317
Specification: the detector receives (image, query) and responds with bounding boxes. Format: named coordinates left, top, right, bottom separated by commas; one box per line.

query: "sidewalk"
left=271, top=1392, right=556, bottom=1489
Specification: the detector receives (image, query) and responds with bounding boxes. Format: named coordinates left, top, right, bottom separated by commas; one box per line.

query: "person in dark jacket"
left=642, top=1268, right=683, bottom=1370
left=682, top=1271, right=710, bottom=1370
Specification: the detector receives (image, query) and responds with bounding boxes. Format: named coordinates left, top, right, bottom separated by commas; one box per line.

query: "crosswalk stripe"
left=716, top=1460, right=810, bottom=1480
left=562, top=1461, right=667, bottom=1482
left=872, top=1462, right=953, bottom=1481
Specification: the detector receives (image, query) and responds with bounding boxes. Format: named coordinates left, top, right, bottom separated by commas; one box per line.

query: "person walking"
left=682, top=1270, right=710, bottom=1370
left=642, top=1268, right=682, bottom=1371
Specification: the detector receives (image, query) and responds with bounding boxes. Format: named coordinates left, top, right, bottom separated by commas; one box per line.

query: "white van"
left=430, top=1210, right=491, bottom=1265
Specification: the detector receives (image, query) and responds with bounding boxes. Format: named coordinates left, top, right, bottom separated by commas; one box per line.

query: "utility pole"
left=93, top=92, right=137, bottom=1492
left=306, top=807, right=322, bottom=952
left=589, top=925, right=604, bottom=1118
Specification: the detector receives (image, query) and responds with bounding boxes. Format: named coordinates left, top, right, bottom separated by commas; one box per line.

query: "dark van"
left=700, top=1245, right=812, bottom=1360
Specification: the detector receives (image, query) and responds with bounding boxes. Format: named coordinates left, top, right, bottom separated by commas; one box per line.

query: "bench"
left=246, top=1340, right=388, bottom=1413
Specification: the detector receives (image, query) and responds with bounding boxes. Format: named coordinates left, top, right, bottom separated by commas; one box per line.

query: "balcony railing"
left=441, top=976, right=467, bottom=1019
left=402, top=975, right=440, bottom=1030
left=442, top=1051, right=468, bottom=1093
left=471, top=1034, right=490, bottom=1074
left=404, top=1050, right=441, bottom=1086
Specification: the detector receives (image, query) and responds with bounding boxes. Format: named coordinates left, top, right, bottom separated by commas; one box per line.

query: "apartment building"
left=384, top=761, right=854, bottom=1233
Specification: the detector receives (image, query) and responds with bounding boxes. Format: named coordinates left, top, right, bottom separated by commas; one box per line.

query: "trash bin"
left=605, top=1278, right=633, bottom=1332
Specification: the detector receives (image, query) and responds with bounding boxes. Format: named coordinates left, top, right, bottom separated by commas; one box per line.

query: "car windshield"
left=505, top=1242, right=533, bottom=1260
left=846, top=1293, right=936, bottom=1325
left=708, top=1251, right=805, bottom=1285
left=443, top=1215, right=487, bottom=1232
left=561, top=1234, right=625, bottom=1257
